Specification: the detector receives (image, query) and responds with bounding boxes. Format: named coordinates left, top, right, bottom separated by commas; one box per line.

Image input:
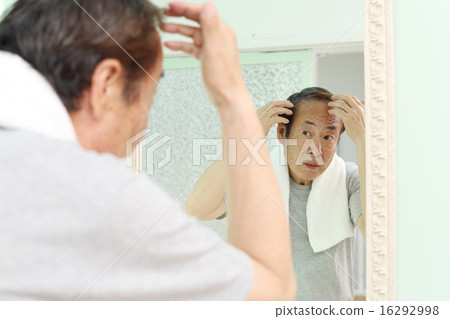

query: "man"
left=187, top=87, right=366, bottom=300
left=0, top=1, right=295, bottom=300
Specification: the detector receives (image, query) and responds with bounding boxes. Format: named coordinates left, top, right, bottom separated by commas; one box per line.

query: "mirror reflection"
left=147, top=0, right=367, bottom=302
left=148, top=51, right=366, bottom=301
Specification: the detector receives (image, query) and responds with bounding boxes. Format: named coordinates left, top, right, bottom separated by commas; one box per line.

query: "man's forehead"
left=289, top=100, right=343, bottom=132
left=295, top=112, right=341, bottom=128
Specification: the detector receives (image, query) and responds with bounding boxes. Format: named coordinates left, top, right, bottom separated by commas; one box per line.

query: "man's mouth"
left=303, top=162, right=320, bottom=169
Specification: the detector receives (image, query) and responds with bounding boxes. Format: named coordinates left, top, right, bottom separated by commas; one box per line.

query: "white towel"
left=269, top=141, right=354, bottom=252
left=0, top=51, right=77, bottom=142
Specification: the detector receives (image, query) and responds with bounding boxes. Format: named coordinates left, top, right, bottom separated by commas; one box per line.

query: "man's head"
left=0, top=0, right=163, bottom=157
left=277, top=87, right=344, bottom=185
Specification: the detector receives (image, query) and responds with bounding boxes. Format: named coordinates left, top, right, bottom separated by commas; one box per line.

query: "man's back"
left=0, top=129, right=253, bottom=300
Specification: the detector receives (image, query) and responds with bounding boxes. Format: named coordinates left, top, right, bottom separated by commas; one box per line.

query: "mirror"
left=131, top=0, right=396, bottom=301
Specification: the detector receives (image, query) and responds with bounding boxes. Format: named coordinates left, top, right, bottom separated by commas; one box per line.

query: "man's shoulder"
left=0, top=129, right=161, bottom=202
left=1, top=129, right=127, bottom=176
left=344, top=161, right=360, bottom=194
left=344, top=161, right=358, bottom=173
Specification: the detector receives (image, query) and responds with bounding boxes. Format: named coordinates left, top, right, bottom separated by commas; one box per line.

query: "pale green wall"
left=394, top=0, right=450, bottom=300
left=0, top=0, right=15, bottom=16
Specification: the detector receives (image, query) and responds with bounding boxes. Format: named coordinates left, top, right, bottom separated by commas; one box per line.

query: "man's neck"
left=288, top=167, right=312, bottom=186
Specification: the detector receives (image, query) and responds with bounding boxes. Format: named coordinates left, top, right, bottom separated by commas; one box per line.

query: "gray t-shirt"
left=289, top=162, right=362, bottom=301
left=0, top=130, right=253, bottom=300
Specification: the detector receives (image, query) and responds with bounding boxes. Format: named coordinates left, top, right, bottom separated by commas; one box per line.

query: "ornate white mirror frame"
left=364, top=0, right=396, bottom=301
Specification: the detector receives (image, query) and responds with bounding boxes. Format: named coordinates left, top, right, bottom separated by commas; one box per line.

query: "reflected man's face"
left=283, top=100, right=343, bottom=185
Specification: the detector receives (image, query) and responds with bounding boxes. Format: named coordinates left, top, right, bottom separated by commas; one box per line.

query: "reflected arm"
left=186, top=159, right=227, bottom=220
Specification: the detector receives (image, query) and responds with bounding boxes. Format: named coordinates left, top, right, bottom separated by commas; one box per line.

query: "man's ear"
left=277, top=123, right=287, bottom=141
left=88, top=58, right=124, bottom=120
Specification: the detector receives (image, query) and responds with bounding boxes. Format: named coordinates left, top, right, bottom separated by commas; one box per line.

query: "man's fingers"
left=161, top=23, right=202, bottom=45
left=264, top=100, right=294, bottom=110
left=269, top=107, right=293, bottom=118
left=164, top=41, right=201, bottom=59
left=199, top=2, right=219, bottom=31
left=272, top=100, right=294, bottom=108
left=269, top=117, right=289, bottom=127
left=332, top=94, right=359, bottom=109
left=164, top=2, right=202, bottom=22
left=351, top=95, right=363, bottom=106
left=328, top=108, right=349, bottom=120
left=328, top=101, right=352, bottom=114
left=351, top=95, right=365, bottom=114
left=277, top=117, right=290, bottom=125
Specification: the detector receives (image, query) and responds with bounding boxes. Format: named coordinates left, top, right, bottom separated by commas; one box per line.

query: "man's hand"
left=256, top=101, right=293, bottom=136
left=329, top=94, right=366, bottom=237
left=163, top=2, right=296, bottom=300
left=328, top=94, right=365, bottom=146
left=162, top=2, right=247, bottom=109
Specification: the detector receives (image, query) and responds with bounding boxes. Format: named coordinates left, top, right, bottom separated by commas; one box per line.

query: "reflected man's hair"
left=280, top=87, right=344, bottom=137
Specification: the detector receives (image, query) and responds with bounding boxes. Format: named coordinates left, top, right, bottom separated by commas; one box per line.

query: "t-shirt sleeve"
left=217, top=195, right=228, bottom=220
left=86, top=173, right=253, bottom=300
left=345, top=162, right=363, bottom=225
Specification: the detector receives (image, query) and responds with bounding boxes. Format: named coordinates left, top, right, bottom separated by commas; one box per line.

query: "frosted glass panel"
left=146, top=60, right=309, bottom=201
left=144, top=53, right=311, bottom=239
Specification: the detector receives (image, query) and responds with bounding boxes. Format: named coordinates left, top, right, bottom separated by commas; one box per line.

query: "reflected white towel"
left=0, top=51, right=77, bottom=142
left=269, top=142, right=354, bottom=252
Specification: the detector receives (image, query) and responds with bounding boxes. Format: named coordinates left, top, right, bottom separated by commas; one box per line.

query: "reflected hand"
left=328, top=94, right=365, bottom=146
left=256, top=101, right=293, bottom=136
left=162, top=2, right=246, bottom=109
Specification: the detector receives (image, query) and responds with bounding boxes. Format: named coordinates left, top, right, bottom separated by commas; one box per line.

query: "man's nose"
left=308, top=137, right=322, bottom=155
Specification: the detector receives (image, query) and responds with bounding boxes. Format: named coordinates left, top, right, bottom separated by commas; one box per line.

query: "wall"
left=394, top=0, right=450, bottom=300
left=1, top=0, right=364, bottom=55
left=0, top=0, right=14, bottom=15
left=153, top=0, right=364, bottom=56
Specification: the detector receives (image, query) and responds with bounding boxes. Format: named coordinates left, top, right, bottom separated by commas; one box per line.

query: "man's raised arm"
left=163, top=2, right=296, bottom=300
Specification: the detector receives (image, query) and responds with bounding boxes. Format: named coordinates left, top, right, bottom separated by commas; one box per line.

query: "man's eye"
left=302, top=131, right=311, bottom=137
left=324, top=135, right=333, bottom=141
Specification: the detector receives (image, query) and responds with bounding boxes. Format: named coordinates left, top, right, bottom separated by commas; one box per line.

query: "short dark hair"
left=0, top=0, right=162, bottom=111
left=280, top=87, right=344, bottom=137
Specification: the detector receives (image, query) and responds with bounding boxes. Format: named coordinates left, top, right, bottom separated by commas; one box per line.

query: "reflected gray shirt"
left=289, top=162, right=362, bottom=301
left=0, top=130, right=253, bottom=300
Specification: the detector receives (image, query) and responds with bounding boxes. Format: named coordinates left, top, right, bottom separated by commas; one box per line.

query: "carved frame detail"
left=364, top=0, right=396, bottom=301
